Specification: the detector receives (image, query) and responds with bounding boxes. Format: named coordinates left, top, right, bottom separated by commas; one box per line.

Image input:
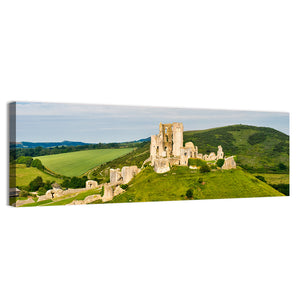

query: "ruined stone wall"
left=153, top=158, right=170, bottom=173
left=222, top=156, right=236, bottom=170
left=102, top=183, right=114, bottom=202
left=110, top=168, right=122, bottom=185
left=121, top=166, right=140, bottom=184
left=86, top=180, right=98, bottom=189
left=102, top=183, right=125, bottom=202
left=109, top=166, right=140, bottom=185
left=216, top=145, right=224, bottom=160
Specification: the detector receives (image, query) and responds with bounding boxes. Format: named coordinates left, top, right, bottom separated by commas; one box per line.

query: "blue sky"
left=15, top=102, right=289, bottom=143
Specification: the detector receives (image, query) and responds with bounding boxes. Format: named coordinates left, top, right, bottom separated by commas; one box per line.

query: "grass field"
left=35, top=148, right=134, bottom=177
left=112, top=166, right=284, bottom=203
left=10, top=164, right=63, bottom=188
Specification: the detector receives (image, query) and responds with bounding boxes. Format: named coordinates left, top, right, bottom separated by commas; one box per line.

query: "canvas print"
left=9, top=102, right=289, bottom=207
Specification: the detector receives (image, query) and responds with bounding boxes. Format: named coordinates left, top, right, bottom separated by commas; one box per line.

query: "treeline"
left=241, top=162, right=289, bottom=174
left=15, top=156, right=44, bottom=170
left=18, top=175, right=90, bottom=197
left=255, top=175, right=289, bottom=196
left=10, top=141, right=149, bottom=161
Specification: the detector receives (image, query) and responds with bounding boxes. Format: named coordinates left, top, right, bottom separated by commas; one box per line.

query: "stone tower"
left=172, top=122, right=183, bottom=156
left=150, top=122, right=183, bottom=160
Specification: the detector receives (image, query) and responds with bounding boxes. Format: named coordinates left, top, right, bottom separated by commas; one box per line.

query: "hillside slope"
left=111, top=166, right=284, bottom=203
left=184, top=125, right=289, bottom=173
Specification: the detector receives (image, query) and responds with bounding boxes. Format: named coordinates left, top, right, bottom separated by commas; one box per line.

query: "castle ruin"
left=150, top=122, right=235, bottom=173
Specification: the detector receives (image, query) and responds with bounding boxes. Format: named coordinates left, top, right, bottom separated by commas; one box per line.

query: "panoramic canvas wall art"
left=9, top=102, right=290, bottom=207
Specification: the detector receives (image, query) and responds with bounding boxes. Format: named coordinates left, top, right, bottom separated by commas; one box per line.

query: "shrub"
left=200, top=165, right=210, bottom=173
left=44, top=180, right=53, bottom=191
left=100, top=186, right=104, bottom=197
left=186, top=188, right=194, bottom=199
left=19, top=190, right=29, bottom=197
left=31, top=159, right=44, bottom=170
left=38, top=187, right=47, bottom=196
left=120, top=184, right=129, bottom=190
left=216, top=159, right=225, bottom=168
left=278, top=163, right=288, bottom=171
left=62, top=176, right=87, bottom=189
left=188, top=158, right=206, bottom=167
left=255, top=175, right=266, bottom=183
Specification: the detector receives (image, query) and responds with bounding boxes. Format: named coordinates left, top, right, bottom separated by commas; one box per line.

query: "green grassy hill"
left=35, top=148, right=134, bottom=177
left=184, top=125, right=289, bottom=173
left=10, top=164, right=63, bottom=188
left=111, top=166, right=284, bottom=203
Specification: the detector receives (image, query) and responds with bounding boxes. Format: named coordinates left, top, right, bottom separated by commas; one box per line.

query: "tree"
left=38, top=187, right=47, bottom=196
left=31, top=159, right=44, bottom=170
left=216, top=159, right=225, bottom=168
left=278, top=163, right=288, bottom=171
left=120, top=184, right=128, bottom=190
left=44, top=180, right=52, bottom=190
left=28, top=176, right=44, bottom=191
left=16, top=156, right=33, bottom=167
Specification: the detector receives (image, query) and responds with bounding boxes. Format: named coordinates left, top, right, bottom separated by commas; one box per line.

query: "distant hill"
left=14, top=140, right=91, bottom=149
left=183, top=124, right=289, bottom=173
left=13, top=138, right=151, bottom=149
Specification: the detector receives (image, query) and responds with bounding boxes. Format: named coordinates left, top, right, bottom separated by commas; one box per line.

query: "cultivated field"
left=10, top=164, right=63, bottom=188
left=35, top=148, right=134, bottom=177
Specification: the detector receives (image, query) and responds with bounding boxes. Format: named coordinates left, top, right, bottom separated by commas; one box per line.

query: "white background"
left=0, top=1, right=299, bottom=299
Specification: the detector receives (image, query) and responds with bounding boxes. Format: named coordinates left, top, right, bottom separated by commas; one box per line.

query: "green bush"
left=62, top=176, right=88, bottom=189
left=216, top=159, right=225, bottom=168
left=200, top=165, right=210, bottom=173
left=120, top=184, right=129, bottom=190
left=38, top=187, right=47, bottom=196
left=31, top=159, right=44, bottom=170
left=278, top=163, right=288, bottom=171
left=19, top=190, right=29, bottom=197
left=188, top=158, right=207, bottom=167
left=255, top=175, right=266, bottom=183
left=100, top=186, right=104, bottom=197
